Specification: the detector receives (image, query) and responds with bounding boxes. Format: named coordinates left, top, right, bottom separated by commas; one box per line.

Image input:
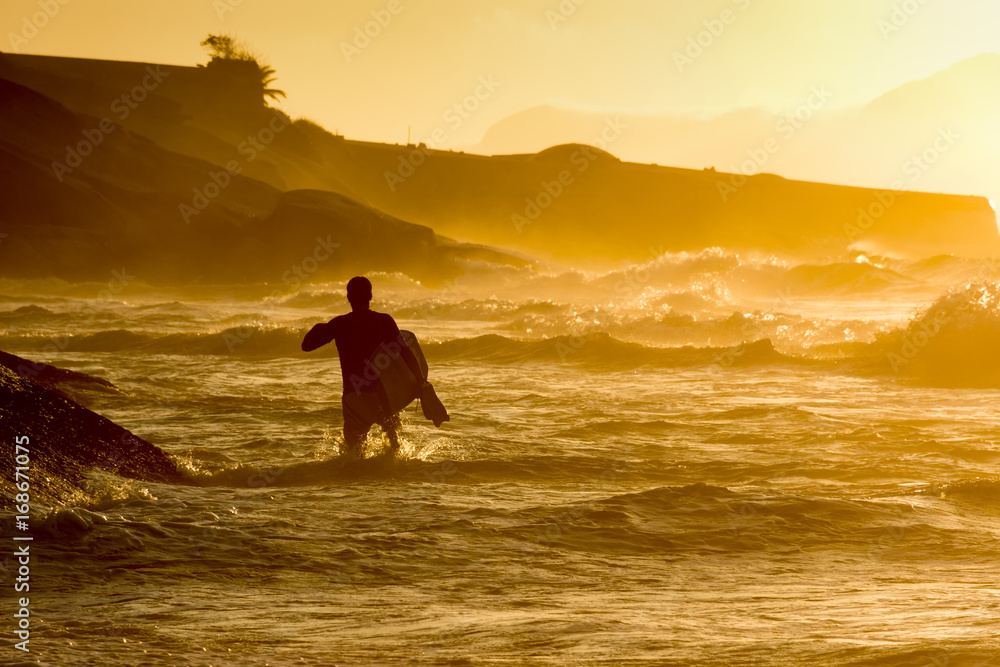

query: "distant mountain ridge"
left=470, top=54, right=1000, bottom=218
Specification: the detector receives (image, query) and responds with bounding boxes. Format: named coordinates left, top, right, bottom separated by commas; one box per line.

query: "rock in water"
left=0, top=352, right=183, bottom=509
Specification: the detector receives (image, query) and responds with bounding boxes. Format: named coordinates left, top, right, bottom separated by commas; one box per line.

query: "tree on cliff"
left=200, top=34, right=286, bottom=105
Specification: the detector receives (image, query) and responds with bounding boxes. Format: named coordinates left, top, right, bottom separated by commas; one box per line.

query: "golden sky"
left=3, top=0, right=999, bottom=148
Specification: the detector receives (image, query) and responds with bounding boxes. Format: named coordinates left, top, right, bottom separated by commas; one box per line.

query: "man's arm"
left=301, top=318, right=339, bottom=352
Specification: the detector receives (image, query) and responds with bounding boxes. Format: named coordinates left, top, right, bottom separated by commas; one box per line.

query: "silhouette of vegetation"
left=200, top=33, right=286, bottom=105
left=201, top=34, right=255, bottom=62
left=257, top=64, right=285, bottom=103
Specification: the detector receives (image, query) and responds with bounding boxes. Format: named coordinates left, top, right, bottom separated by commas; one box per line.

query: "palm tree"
left=200, top=34, right=285, bottom=106
left=258, top=64, right=286, bottom=103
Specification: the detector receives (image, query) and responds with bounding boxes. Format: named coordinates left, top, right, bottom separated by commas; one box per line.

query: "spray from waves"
left=1, top=250, right=991, bottom=322
left=3, top=286, right=996, bottom=385
left=0, top=326, right=310, bottom=357
left=0, top=325, right=808, bottom=370
left=779, top=260, right=916, bottom=294
left=874, top=476, right=1000, bottom=505
left=428, top=333, right=799, bottom=368
left=2, top=260, right=997, bottom=382
left=278, top=249, right=956, bottom=313
left=0, top=308, right=888, bottom=360
left=923, top=478, right=1000, bottom=505
left=177, top=455, right=467, bottom=488
left=497, top=305, right=892, bottom=348
left=1, top=248, right=990, bottom=336
left=870, top=281, right=1000, bottom=386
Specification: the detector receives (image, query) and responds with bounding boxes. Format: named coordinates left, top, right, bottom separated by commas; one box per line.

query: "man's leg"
left=342, top=393, right=378, bottom=456
left=378, top=410, right=403, bottom=450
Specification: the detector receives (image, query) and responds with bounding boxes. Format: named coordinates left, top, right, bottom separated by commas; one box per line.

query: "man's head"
left=346, top=276, right=373, bottom=311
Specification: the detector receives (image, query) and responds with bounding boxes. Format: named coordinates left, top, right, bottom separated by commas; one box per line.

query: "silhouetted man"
left=301, top=276, right=423, bottom=456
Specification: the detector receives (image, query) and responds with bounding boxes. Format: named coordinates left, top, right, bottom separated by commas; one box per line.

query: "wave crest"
left=881, top=281, right=1000, bottom=386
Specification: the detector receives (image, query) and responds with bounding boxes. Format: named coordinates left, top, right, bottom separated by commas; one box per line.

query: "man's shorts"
left=342, top=391, right=398, bottom=448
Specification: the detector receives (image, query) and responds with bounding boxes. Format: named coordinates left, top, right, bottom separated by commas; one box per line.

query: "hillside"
left=0, top=52, right=996, bottom=272
left=0, top=71, right=527, bottom=285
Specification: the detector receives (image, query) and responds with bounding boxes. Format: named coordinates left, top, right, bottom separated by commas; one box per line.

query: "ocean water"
left=3, top=250, right=1000, bottom=666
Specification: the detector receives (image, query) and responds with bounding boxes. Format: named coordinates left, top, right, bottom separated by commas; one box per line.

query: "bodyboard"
left=402, top=332, right=449, bottom=427
left=367, top=334, right=421, bottom=415
left=419, top=382, right=450, bottom=427
left=366, top=330, right=449, bottom=427
left=399, top=330, right=428, bottom=380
